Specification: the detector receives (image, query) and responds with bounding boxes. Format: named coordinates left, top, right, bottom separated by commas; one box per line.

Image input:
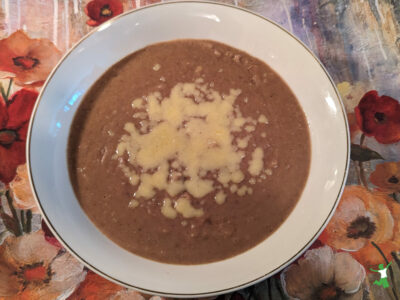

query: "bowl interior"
left=28, top=1, right=349, bottom=297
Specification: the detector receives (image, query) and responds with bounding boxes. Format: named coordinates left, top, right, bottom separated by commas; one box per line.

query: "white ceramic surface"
left=27, top=1, right=349, bottom=297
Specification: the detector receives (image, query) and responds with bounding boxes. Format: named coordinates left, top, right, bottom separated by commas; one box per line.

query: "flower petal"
left=282, top=246, right=335, bottom=299
left=372, top=95, right=400, bottom=144
left=110, top=290, right=146, bottom=300
left=351, top=241, right=397, bottom=270
left=67, top=270, right=124, bottom=300
left=85, top=0, right=101, bottom=20
left=16, top=39, right=62, bottom=84
left=0, top=140, right=26, bottom=183
left=323, top=186, right=369, bottom=251
left=355, top=90, right=400, bottom=144
left=34, top=251, right=86, bottom=298
left=6, top=89, right=38, bottom=129
left=3, top=230, right=59, bottom=266
left=386, top=199, right=400, bottom=247
left=86, top=18, right=102, bottom=26
left=0, top=30, right=32, bottom=75
left=0, top=99, right=8, bottom=127
left=41, top=219, right=63, bottom=248
left=0, top=31, right=32, bottom=56
left=140, top=0, right=162, bottom=5
left=85, top=0, right=123, bottom=26
left=0, top=259, right=19, bottom=296
left=0, top=31, right=61, bottom=85
left=10, top=164, right=39, bottom=213
left=334, top=252, right=365, bottom=293
left=355, top=90, right=379, bottom=136
left=339, top=288, right=363, bottom=300
left=370, top=162, right=400, bottom=193
left=347, top=112, right=361, bottom=142
left=365, top=192, right=394, bottom=244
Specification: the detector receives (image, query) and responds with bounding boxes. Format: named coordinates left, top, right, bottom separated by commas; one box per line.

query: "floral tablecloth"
left=0, top=0, right=400, bottom=299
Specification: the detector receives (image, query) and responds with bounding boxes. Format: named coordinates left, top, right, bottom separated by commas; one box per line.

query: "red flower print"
left=355, top=90, right=400, bottom=144
left=41, top=219, right=63, bottom=248
left=0, top=89, right=38, bottom=184
left=0, top=30, right=61, bottom=85
left=85, top=0, right=124, bottom=27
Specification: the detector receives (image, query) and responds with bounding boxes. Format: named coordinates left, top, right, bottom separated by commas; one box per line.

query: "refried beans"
left=68, top=40, right=311, bottom=264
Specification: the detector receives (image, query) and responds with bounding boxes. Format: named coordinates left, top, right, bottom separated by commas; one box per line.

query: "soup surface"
left=68, top=40, right=311, bottom=264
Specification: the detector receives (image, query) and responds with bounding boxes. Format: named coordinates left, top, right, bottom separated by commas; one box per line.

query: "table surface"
left=0, top=0, right=400, bottom=299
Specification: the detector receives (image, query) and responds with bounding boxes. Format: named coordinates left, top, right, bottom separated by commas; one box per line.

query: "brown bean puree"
left=68, top=40, right=310, bottom=264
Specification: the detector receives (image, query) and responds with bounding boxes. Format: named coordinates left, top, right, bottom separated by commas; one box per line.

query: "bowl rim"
left=26, top=0, right=350, bottom=297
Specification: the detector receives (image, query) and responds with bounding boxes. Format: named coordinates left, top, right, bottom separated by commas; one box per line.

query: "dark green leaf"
left=1, top=213, right=20, bottom=236
left=5, top=191, right=22, bottom=236
left=251, top=277, right=288, bottom=300
left=6, top=78, right=13, bottom=99
left=26, top=210, right=32, bottom=233
left=351, top=144, right=384, bottom=162
left=0, top=84, right=7, bottom=103
left=20, top=210, right=25, bottom=232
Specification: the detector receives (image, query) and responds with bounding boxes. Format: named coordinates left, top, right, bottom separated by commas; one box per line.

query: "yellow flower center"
left=100, top=5, right=113, bottom=17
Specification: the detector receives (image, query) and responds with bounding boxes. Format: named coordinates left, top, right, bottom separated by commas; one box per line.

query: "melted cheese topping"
left=215, top=191, right=227, bottom=205
left=248, top=147, right=264, bottom=176
left=175, top=195, right=204, bottom=218
left=132, top=99, right=144, bottom=109
left=128, top=199, right=139, bottom=208
left=153, top=64, right=161, bottom=71
left=237, top=136, right=250, bottom=149
left=258, top=114, right=269, bottom=124
left=115, top=80, right=269, bottom=218
left=161, top=198, right=177, bottom=219
left=237, top=185, right=248, bottom=196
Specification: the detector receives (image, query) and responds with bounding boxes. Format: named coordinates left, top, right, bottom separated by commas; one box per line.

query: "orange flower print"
left=0, top=230, right=85, bottom=300
left=0, top=30, right=61, bottom=85
left=320, top=186, right=395, bottom=251
left=109, top=290, right=147, bottom=300
left=369, top=161, right=400, bottom=193
left=352, top=196, right=400, bottom=268
left=9, top=164, right=38, bottom=213
left=67, top=271, right=123, bottom=300
left=67, top=270, right=163, bottom=300
left=281, top=246, right=365, bottom=300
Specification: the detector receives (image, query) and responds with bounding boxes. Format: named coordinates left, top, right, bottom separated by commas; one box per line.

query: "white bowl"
left=27, top=1, right=349, bottom=297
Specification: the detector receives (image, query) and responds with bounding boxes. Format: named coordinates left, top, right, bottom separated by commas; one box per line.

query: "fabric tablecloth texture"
left=0, top=0, right=399, bottom=299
